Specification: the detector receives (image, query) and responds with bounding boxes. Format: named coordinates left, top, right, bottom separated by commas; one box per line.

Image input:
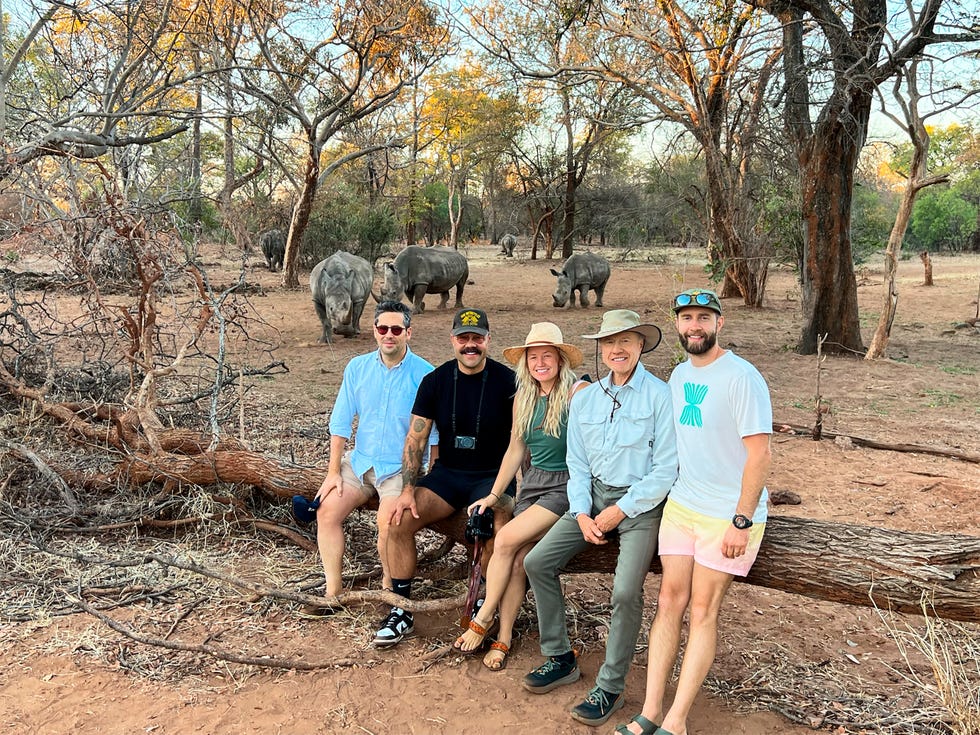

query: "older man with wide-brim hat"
left=522, top=309, right=678, bottom=727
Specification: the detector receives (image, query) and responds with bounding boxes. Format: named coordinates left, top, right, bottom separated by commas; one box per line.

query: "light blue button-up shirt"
left=566, top=363, right=678, bottom=518
left=328, top=347, right=436, bottom=484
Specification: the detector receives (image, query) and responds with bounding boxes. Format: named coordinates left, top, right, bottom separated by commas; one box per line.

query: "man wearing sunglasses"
left=307, top=301, right=437, bottom=615
left=616, top=288, right=772, bottom=735
left=378, top=307, right=517, bottom=647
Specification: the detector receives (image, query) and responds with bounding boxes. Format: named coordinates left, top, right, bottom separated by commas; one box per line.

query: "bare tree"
left=865, top=51, right=979, bottom=359
left=467, top=0, right=644, bottom=259
left=0, top=1, right=199, bottom=183
left=754, top=0, right=980, bottom=354
left=239, top=1, right=451, bottom=287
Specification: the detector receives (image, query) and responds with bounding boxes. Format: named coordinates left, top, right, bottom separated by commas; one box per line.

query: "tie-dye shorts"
left=658, top=497, right=765, bottom=577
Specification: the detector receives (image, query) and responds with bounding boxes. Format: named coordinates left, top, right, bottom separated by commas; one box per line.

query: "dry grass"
left=878, top=601, right=980, bottom=735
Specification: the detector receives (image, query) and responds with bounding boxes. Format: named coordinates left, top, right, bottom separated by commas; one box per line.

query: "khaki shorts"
left=340, top=453, right=403, bottom=501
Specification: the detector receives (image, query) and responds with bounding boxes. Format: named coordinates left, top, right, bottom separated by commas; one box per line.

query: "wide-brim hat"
left=502, top=322, right=583, bottom=368
left=581, top=309, right=662, bottom=354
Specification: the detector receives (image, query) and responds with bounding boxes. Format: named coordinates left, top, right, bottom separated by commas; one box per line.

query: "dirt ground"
left=1, top=242, right=978, bottom=735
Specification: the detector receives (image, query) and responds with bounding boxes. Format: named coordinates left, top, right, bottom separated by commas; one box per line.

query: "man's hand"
left=389, top=489, right=419, bottom=526
left=721, top=525, right=750, bottom=559
left=315, top=472, right=343, bottom=502
left=577, top=514, right=608, bottom=545
left=594, top=504, right=626, bottom=535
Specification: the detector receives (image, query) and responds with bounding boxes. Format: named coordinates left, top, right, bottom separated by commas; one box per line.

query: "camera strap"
left=451, top=365, right=488, bottom=439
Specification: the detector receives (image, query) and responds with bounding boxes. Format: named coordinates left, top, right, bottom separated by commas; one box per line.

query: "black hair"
left=375, top=301, right=412, bottom=328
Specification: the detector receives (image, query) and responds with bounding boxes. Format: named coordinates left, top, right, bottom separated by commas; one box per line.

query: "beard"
left=679, top=330, right=717, bottom=355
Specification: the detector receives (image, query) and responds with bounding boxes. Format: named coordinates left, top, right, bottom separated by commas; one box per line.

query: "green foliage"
left=302, top=185, right=397, bottom=268
left=908, top=188, right=977, bottom=252
left=757, top=179, right=804, bottom=270
left=850, top=182, right=897, bottom=263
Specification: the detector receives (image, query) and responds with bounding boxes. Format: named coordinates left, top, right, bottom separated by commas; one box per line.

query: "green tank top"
left=524, top=395, right=569, bottom=472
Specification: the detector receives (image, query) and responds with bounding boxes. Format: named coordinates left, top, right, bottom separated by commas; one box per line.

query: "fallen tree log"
left=427, top=512, right=980, bottom=623
left=13, top=440, right=980, bottom=623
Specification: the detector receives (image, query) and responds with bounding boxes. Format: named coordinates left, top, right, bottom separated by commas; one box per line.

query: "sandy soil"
left=1, top=242, right=978, bottom=735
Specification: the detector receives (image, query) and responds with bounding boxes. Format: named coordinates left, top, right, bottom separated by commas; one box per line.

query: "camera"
left=464, top=507, right=494, bottom=543
left=454, top=435, right=477, bottom=450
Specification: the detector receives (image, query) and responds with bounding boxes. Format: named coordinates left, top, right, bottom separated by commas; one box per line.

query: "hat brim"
left=581, top=324, right=663, bottom=354
left=502, top=341, right=584, bottom=369
left=451, top=327, right=490, bottom=336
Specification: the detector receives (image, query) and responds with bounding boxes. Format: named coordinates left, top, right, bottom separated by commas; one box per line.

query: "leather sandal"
left=483, top=641, right=510, bottom=671
left=452, top=617, right=495, bottom=652
left=614, top=714, right=659, bottom=735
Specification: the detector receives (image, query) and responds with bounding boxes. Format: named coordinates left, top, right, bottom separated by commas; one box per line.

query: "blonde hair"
left=513, top=347, right=577, bottom=439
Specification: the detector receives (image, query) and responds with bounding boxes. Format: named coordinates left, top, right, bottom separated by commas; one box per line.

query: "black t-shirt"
left=412, top=358, right=516, bottom=472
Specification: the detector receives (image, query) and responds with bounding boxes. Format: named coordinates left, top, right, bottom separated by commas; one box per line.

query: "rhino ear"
left=550, top=268, right=561, bottom=277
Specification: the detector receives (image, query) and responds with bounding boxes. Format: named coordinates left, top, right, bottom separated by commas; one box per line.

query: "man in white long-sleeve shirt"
left=523, top=310, right=678, bottom=728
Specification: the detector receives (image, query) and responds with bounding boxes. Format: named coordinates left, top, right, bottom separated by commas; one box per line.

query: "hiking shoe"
left=522, top=654, right=580, bottom=694
left=372, top=606, right=414, bottom=647
left=570, top=685, right=624, bottom=726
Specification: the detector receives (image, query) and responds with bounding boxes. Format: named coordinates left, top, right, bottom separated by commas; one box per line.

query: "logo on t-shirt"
left=680, top=382, right=708, bottom=427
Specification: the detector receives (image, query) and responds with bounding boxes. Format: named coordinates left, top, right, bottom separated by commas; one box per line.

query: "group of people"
left=307, top=289, right=772, bottom=735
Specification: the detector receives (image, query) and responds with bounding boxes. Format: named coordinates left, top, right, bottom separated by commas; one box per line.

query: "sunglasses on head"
left=375, top=324, right=406, bottom=336
left=675, top=292, right=714, bottom=308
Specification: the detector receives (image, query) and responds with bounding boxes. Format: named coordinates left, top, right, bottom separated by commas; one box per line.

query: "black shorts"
left=418, top=462, right=517, bottom=511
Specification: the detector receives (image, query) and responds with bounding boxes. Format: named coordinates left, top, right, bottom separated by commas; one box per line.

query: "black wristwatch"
left=732, top=513, right=753, bottom=530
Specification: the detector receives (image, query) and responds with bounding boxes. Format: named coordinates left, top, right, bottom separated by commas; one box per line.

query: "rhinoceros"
left=310, top=251, right=374, bottom=343
left=499, top=233, right=517, bottom=257
left=551, top=252, right=611, bottom=308
left=259, top=228, right=286, bottom=272
left=380, top=246, right=468, bottom=313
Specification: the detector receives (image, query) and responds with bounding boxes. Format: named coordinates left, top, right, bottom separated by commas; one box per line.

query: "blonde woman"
left=453, top=322, right=586, bottom=670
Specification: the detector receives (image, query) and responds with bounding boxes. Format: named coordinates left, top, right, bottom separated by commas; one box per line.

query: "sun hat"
left=581, top=309, right=662, bottom=354
left=452, top=308, right=490, bottom=336
left=672, top=288, right=722, bottom=315
left=502, top=322, right=584, bottom=368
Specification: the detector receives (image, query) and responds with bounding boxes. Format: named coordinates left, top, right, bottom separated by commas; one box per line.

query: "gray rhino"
left=551, top=252, right=611, bottom=308
left=499, top=233, right=517, bottom=257
left=380, top=246, right=468, bottom=313
left=310, top=251, right=374, bottom=343
left=259, top=229, right=286, bottom=272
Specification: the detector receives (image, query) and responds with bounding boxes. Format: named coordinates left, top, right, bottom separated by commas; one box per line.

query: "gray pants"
left=524, top=480, right=664, bottom=694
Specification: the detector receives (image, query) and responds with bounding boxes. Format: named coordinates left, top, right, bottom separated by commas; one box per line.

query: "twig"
left=68, top=593, right=359, bottom=671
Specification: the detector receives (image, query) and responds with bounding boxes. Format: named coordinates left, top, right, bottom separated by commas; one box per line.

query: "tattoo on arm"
left=402, top=415, right=429, bottom=487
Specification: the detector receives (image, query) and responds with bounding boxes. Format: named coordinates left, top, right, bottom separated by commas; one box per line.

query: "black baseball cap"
left=452, top=308, right=490, bottom=336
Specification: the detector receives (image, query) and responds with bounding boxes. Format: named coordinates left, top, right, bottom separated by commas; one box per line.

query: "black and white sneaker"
left=372, top=606, right=414, bottom=647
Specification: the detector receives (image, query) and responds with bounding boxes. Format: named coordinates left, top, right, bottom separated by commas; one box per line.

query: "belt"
left=591, top=476, right=629, bottom=493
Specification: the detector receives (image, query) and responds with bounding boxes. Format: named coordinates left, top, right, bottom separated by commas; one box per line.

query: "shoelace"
left=534, top=658, right=564, bottom=675
left=584, top=688, right=608, bottom=707
left=382, top=609, right=409, bottom=630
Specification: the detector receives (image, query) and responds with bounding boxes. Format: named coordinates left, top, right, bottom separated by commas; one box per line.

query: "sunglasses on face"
left=453, top=333, right=486, bottom=344
left=675, top=292, right=715, bottom=308
left=375, top=324, right=406, bottom=336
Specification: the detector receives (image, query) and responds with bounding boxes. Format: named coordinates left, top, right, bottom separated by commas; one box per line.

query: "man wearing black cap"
left=374, top=307, right=517, bottom=647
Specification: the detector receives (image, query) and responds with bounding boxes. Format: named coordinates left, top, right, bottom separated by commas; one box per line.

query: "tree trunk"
left=865, top=188, right=915, bottom=360
left=920, top=251, right=933, bottom=286
left=281, top=136, right=320, bottom=288
left=796, top=120, right=866, bottom=355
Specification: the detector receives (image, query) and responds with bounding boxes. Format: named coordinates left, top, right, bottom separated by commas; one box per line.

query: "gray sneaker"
left=372, top=606, right=414, bottom=647
left=522, top=654, right=580, bottom=693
